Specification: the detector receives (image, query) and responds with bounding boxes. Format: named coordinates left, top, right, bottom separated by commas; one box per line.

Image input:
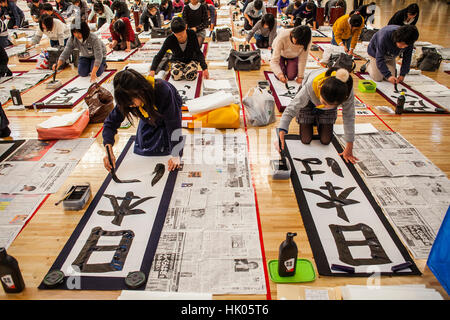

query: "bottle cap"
left=400, top=91, right=405, bottom=96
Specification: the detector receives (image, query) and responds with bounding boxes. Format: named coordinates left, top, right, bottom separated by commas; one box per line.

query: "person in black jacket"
left=388, top=3, right=419, bottom=26
left=149, top=17, right=209, bottom=81
left=139, top=3, right=162, bottom=31
left=29, top=0, right=44, bottom=22
left=182, top=0, right=209, bottom=46
left=160, top=0, right=174, bottom=21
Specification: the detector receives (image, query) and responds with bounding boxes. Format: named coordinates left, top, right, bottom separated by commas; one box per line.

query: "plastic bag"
left=36, top=50, right=49, bottom=69
left=427, top=205, right=450, bottom=295
left=242, top=87, right=275, bottom=127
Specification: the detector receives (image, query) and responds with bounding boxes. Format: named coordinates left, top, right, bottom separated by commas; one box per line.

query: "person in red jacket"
left=109, top=17, right=141, bottom=52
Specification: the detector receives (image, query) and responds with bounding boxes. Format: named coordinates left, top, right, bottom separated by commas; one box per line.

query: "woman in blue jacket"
left=102, top=69, right=183, bottom=172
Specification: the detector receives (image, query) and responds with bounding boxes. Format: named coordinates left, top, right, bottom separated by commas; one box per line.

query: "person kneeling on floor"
left=109, top=16, right=141, bottom=52
left=245, top=13, right=277, bottom=49
left=102, top=69, right=183, bottom=172
left=277, top=67, right=358, bottom=164
left=149, top=17, right=209, bottom=81
left=366, top=24, right=419, bottom=84
left=53, top=20, right=107, bottom=83
left=270, top=25, right=311, bottom=84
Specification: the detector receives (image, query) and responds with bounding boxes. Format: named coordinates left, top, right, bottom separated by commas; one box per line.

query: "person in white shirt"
left=27, top=15, right=70, bottom=48
left=88, top=2, right=114, bottom=29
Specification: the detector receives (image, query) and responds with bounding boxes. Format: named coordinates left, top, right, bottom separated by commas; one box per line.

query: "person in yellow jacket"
left=331, top=13, right=364, bottom=56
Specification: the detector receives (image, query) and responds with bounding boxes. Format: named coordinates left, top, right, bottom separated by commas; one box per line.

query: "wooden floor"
left=1, top=0, right=449, bottom=300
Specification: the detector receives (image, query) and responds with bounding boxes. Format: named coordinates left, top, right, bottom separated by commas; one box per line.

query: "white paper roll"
left=186, top=91, right=235, bottom=114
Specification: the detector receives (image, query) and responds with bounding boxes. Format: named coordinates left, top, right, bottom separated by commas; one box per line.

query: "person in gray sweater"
left=277, top=67, right=358, bottom=164
left=54, top=20, right=107, bottom=83
left=245, top=13, right=277, bottom=49
left=243, top=0, right=266, bottom=30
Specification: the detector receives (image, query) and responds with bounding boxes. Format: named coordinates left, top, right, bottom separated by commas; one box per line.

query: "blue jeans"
left=49, top=38, right=68, bottom=48
left=331, top=32, right=352, bottom=50
left=78, top=57, right=107, bottom=77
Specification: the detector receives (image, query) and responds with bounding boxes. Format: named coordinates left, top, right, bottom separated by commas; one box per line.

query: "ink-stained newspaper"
left=145, top=134, right=267, bottom=294
left=336, top=131, right=449, bottom=259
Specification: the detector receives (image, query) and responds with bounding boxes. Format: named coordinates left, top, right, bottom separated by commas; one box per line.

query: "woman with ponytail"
left=277, top=67, right=358, bottom=164
left=102, top=69, right=183, bottom=172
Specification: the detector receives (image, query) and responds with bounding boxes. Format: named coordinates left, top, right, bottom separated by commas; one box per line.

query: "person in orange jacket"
left=331, top=12, right=364, bottom=56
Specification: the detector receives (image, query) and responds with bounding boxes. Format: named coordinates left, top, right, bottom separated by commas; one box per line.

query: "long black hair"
left=113, top=18, right=128, bottom=41
left=261, top=13, right=275, bottom=31
left=290, top=25, right=311, bottom=50
left=113, top=69, right=161, bottom=126
left=39, top=14, right=54, bottom=32
left=320, top=68, right=353, bottom=105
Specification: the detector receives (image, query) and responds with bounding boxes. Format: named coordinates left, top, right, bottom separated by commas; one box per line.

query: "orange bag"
left=187, top=104, right=240, bottom=129
left=37, top=109, right=90, bottom=140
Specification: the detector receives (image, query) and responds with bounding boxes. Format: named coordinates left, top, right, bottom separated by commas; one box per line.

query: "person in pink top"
left=270, top=25, right=311, bottom=84
left=173, top=0, right=185, bottom=13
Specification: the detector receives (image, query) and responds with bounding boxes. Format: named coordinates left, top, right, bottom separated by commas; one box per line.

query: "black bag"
left=47, top=46, right=66, bottom=70
left=227, top=49, right=261, bottom=71
left=151, top=27, right=172, bottom=38
left=327, top=53, right=356, bottom=72
left=417, top=47, right=442, bottom=71
left=213, top=27, right=232, bottom=42
left=359, top=28, right=378, bottom=41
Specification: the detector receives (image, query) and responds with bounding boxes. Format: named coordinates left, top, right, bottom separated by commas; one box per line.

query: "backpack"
left=151, top=27, right=172, bottom=38
left=417, top=47, right=443, bottom=72
left=84, top=83, right=115, bottom=123
left=327, top=53, right=356, bottom=72
left=227, top=49, right=261, bottom=71
left=359, top=28, right=378, bottom=42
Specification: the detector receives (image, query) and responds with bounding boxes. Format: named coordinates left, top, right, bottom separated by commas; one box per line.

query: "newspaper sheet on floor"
left=0, top=139, right=94, bottom=194
left=145, top=133, right=267, bottom=294
left=0, top=193, right=47, bottom=249
left=206, top=41, right=232, bottom=61
left=336, top=130, right=450, bottom=259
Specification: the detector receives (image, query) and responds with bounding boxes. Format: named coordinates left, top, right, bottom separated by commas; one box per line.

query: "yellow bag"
left=187, top=104, right=240, bottom=129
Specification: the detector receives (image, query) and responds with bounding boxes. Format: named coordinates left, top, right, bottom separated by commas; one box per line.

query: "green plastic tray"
left=268, top=259, right=316, bottom=283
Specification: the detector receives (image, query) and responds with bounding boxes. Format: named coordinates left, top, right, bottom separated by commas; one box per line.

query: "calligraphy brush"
left=54, top=186, right=76, bottom=206
left=106, top=145, right=141, bottom=184
left=394, top=68, right=398, bottom=92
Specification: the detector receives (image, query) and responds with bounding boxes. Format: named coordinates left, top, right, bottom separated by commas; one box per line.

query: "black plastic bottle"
left=9, top=87, right=22, bottom=106
left=395, top=91, right=405, bottom=115
left=278, top=232, right=298, bottom=277
left=0, top=248, right=25, bottom=293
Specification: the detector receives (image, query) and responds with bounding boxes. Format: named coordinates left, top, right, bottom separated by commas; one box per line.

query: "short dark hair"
left=291, top=25, right=311, bottom=51
left=407, top=3, right=419, bottom=15
left=306, top=2, right=315, bottom=10
left=39, top=14, right=54, bottom=32
left=261, top=13, right=275, bottom=31
left=171, top=16, right=186, bottom=33
left=113, top=69, right=161, bottom=126
left=254, top=0, right=263, bottom=10
left=161, top=0, right=169, bottom=6
left=320, top=68, right=353, bottom=105
left=32, top=0, right=40, bottom=3
left=294, top=0, right=302, bottom=7
left=94, top=2, right=105, bottom=13
left=42, top=3, right=54, bottom=11
left=71, top=20, right=91, bottom=41
left=147, top=3, right=158, bottom=11
left=349, top=14, right=363, bottom=27
left=392, top=24, right=419, bottom=46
